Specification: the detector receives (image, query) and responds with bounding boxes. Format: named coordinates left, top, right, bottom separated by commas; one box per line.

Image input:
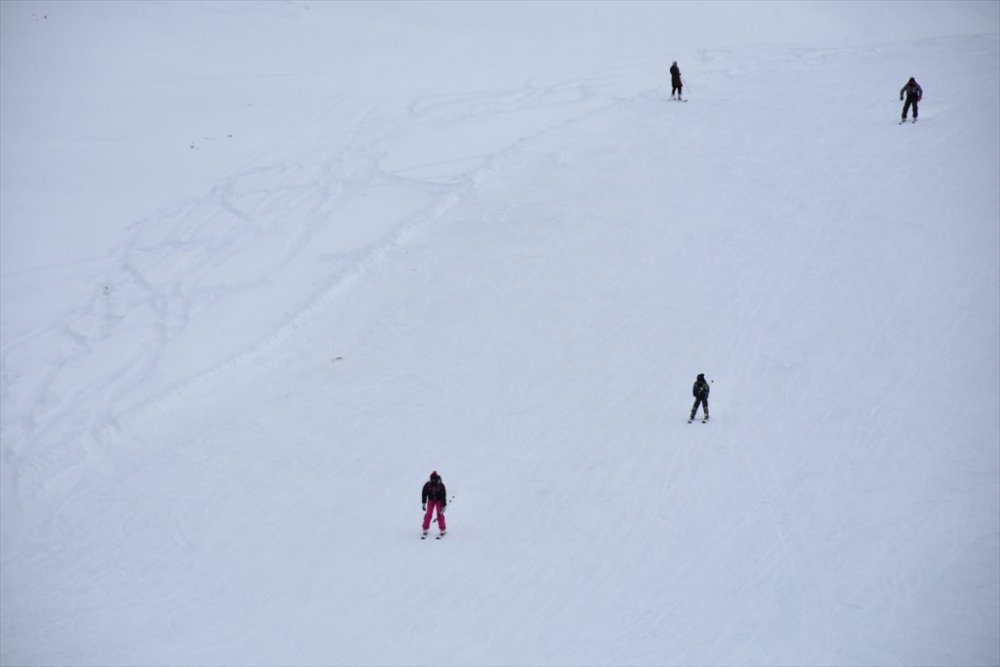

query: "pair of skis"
left=688, top=416, right=709, bottom=424
left=899, top=118, right=917, bottom=124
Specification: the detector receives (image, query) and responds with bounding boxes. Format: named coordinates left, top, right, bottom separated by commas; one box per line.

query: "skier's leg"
left=422, top=504, right=435, bottom=531
left=902, top=99, right=911, bottom=119
left=913, top=100, right=918, bottom=119
left=703, top=399, right=709, bottom=419
left=436, top=501, right=447, bottom=532
left=690, top=398, right=699, bottom=420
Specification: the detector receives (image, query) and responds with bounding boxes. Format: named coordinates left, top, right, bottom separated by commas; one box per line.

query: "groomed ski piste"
left=1, top=2, right=998, bottom=666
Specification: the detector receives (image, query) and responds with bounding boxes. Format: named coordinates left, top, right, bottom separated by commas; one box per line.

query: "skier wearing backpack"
left=421, top=471, right=447, bottom=538
left=669, top=61, right=683, bottom=100
left=899, top=77, right=923, bottom=122
left=689, top=373, right=710, bottom=423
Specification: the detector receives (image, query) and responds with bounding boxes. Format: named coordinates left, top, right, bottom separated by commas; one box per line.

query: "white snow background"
left=1, top=1, right=998, bottom=666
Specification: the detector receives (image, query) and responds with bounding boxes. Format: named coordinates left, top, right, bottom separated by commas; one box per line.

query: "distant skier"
left=899, top=77, right=923, bottom=122
left=669, top=61, right=683, bottom=100
left=689, top=373, right=710, bottom=423
left=421, top=471, right=447, bottom=538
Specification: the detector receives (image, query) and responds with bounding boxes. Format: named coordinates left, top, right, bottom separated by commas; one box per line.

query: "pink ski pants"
left=422, top=500, right=446, bottom=531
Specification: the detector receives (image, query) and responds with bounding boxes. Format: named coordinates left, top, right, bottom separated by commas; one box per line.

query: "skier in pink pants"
left=421, top=471, right=447, bottom=537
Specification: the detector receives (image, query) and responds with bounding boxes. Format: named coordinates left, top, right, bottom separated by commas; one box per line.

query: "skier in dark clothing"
left=689, top=373, right=710, bottom=423
left=669, top=61, right=683, bottom=100
left=899, top=77, right=923, bottom=122
left=421, top=471, right=447, bottom=537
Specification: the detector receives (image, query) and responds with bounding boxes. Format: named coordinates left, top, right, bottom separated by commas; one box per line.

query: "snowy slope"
left=2, top=2, right=998, bottom=666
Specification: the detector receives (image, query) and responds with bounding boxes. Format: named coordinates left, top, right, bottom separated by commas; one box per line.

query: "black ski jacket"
left=422, top=481, right=447, bottom=507
left=900, top=80, right=923, bottom=101
left=692, top=379, right=710, bottom=400
left=670, top=63, right=682, bottom=87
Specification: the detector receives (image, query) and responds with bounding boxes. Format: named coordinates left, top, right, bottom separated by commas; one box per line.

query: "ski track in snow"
left=1, top=72, right=625, bottom=509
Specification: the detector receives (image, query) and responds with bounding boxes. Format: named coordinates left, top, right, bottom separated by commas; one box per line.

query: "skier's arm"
left=441, top=485, right=447, bottom=509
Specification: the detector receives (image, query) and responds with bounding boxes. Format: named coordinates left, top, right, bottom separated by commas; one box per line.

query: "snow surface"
left=1, top=1, right=999, bottom=666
